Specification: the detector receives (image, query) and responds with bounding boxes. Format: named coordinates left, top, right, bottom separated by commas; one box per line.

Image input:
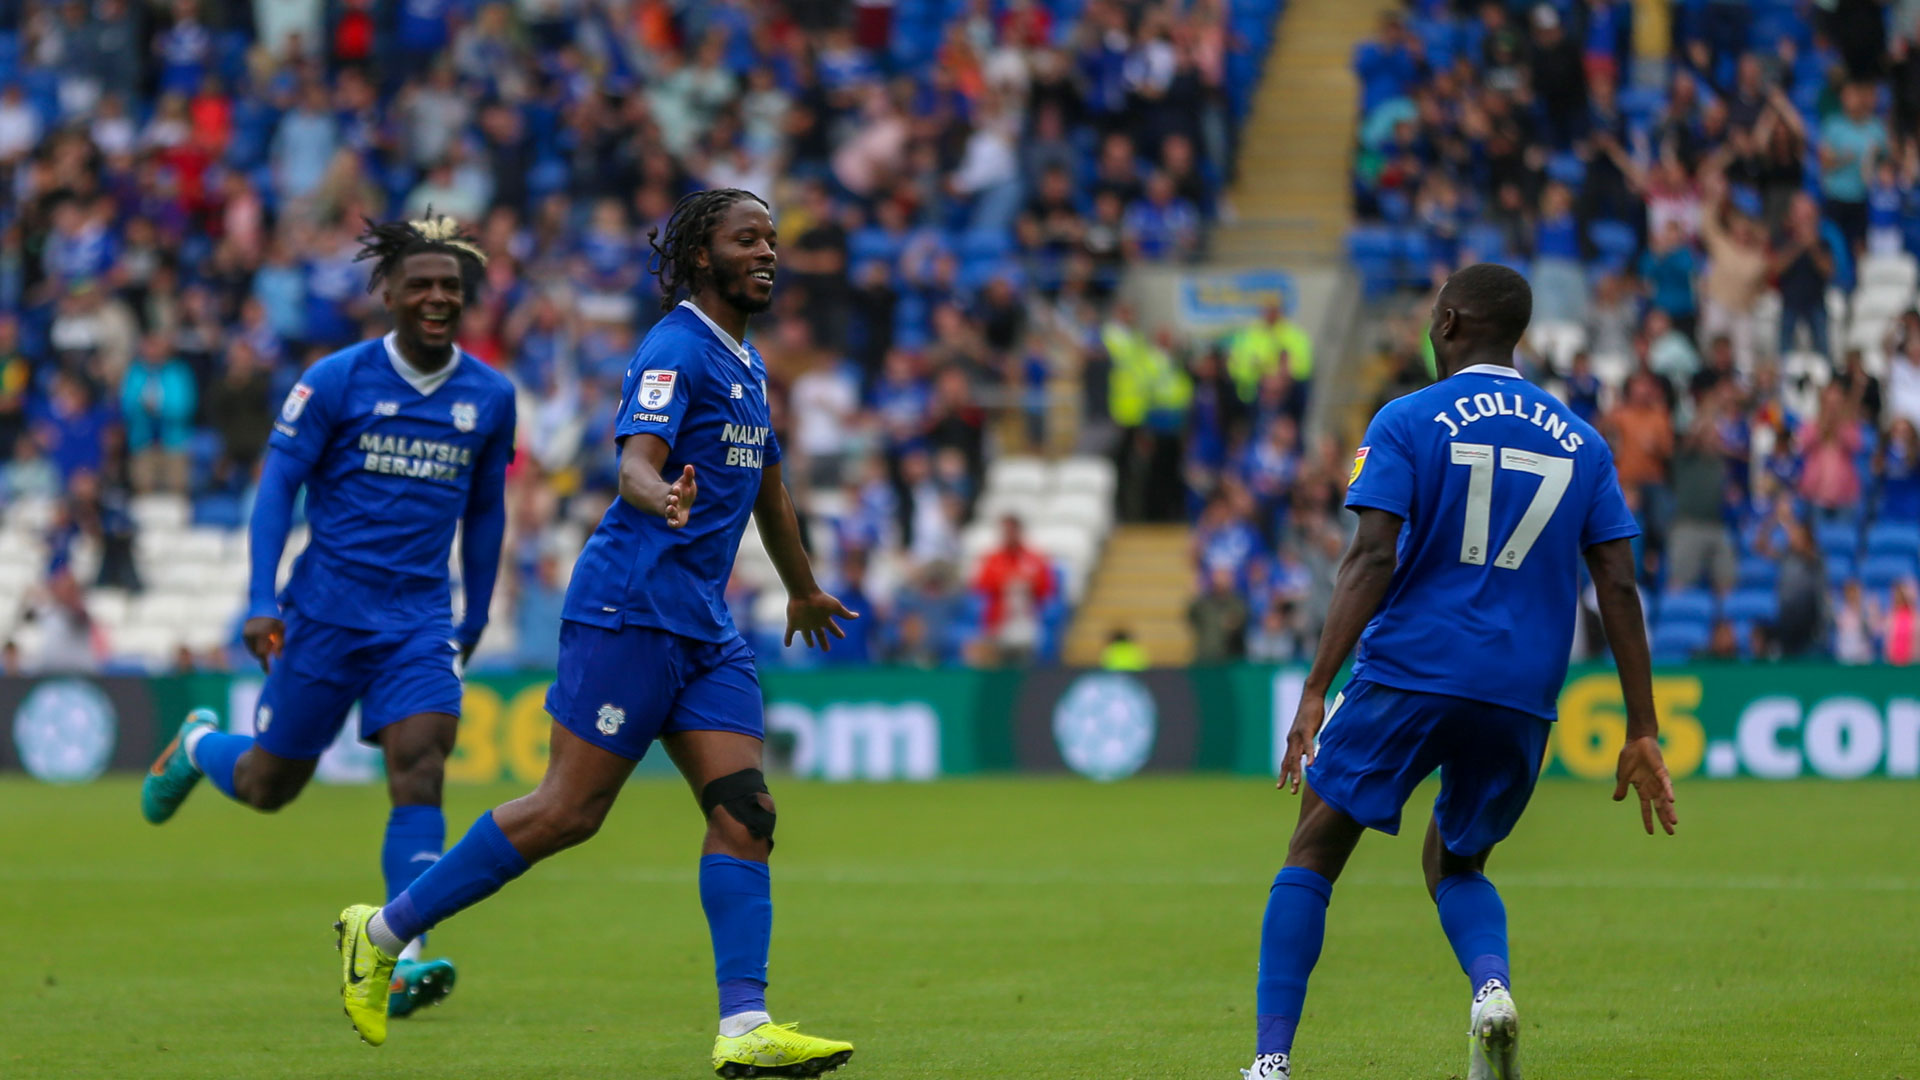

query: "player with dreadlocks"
left=142, top=213, right=517, bottom=1023
left=328, top=188, right=858, bottom=1076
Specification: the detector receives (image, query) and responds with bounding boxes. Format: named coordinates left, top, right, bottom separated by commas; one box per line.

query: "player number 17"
left=1449, top=443, right=1572, bottom=569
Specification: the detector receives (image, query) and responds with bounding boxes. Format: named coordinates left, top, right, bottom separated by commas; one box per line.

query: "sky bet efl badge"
left=1349, top=446, right=1369, bottom=486
left=638, top=369, right=675, bottom=410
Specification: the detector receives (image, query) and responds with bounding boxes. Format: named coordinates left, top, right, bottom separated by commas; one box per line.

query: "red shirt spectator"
left=972, top=516, right=1054, bottom=644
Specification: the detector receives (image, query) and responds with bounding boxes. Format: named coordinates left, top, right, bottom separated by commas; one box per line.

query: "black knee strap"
left=701, top=768, right=775, bottom=848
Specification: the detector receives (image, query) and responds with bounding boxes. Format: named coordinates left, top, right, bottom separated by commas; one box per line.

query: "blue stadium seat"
left=1826, top=555, right=1857, bottom=587
left=1736, top=556, right=1777, bottom=589
left=1866, top=522, right=1920, bottom=560
left=1815, top=521, right=1860, bottom=559
left=1723, top=589, right=1779, bottom=624
left=1859, top=555, right=1918, bottom=589
left=1589, top=220, right=1637, bottom=264
left=192, top=494, right=244, bottom=530
left=956, top=229, right=1013, bottom=262
left=1461, top=223, right=1507, bottom=260
left=1658, top=588, right=1716, bottom=623
left=1652, top=620, right=1711, bottom=661
left=1545, top=154, right=1585, bottom=187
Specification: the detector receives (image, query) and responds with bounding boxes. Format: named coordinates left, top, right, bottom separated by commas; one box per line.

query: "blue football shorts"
left=1305, top=679, right=1551, bottom=856
left=253, top=606, right=464, bottom=760
left=545, top=621, right=764, bottom=761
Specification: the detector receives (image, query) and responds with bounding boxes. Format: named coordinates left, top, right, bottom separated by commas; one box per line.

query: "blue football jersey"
left=1344, top=364, right=1640, bottom=718
left=268, top=337, right=517, bottom=631
left=563, top=302, right=784, bottom=643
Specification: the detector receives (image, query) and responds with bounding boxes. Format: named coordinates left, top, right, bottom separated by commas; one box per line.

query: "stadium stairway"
left=1063, top=525, right=1196, bottom=666
left=1212, top=0, right=1400, bottom=264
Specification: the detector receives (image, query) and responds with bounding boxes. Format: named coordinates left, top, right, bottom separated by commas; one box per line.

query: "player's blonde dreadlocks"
left=645, top=188, right=769, bottom=312
left=354, top=211, right=490, bottom=299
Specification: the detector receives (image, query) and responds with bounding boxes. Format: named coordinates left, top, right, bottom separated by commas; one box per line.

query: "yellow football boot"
left=712, top=1021, right=854, bottom=1078
left=333, top=904, right=398, bottom=1046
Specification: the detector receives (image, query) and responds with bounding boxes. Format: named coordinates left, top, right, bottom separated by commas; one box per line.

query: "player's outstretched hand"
left=785, top=589, right=858, bottom=651
left=1612, top=734, right=1678, bottom=836
left=243, top=616, right=285, bottom=673
left=664, top=465, right=698, bottom=528
left=1277, top=693, right=1325, bottom=795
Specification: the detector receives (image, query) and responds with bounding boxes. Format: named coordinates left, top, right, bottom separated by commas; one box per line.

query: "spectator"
left=1123, top=171, right=1201, bottom=263
left=1878, top=418, right=1920, bottom=520
left=1696, top=618, right=1741, bottom=661
left=1226, top=300, right=1313, bottom=403
left=1639, top=221, right=1700, bottom=338
left=1773, top=194, right=1837, bottom=357
left=1834, top=580, right=1880, bottom=664
left=203, top=339, right=275, bottom=487
left=1603, top=371, right=1676, bottom=537
left=513, top=548, right=566, bottom=671
left=36, top=373, right=113, bottom=487
left=1818, top=81, right=1887, bottom=254
left=1246, top=596, right=1307, bottom=663
left=821, top=548, right=877, bottom=667
left=971, top=515, right=1054, bottom=666
left=1188, top=565, right=1248, bottom=663
left=1099, top=627, right=1150, bottom=670
left=1530, top=182, right=1588, bottom=325
left=1887, top=579, right=1920, bottom=664
left=121, top=332, right=198, bottom=495
left=1798, top=384, right=1863, bottom=517
left=1562, top=350, right=1604, bottom=425
left=1756, top=513, right=1828, bottom=658
left=1667, top=388, right=1738, bottom=596
left=1695, top=172, right=1770, bottom=369
left=1890, top=332, right=1920, bottom=428
left=0, top=640, right=18, bottom=676
left=21, top=569, right=102, bottom=673
left=1, top=436, right=59, bottom=502
left=1835, top=348, right=1884, bottom=428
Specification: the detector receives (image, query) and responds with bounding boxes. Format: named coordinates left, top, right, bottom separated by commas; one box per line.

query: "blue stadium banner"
left=1175, top=269, right=1297, bottom=330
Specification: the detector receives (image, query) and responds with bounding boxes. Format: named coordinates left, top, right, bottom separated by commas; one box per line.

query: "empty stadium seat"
left=1866, top=522, right=1920, bottom=560
left=986, top=457, right=1049, bottom=496
left=1722, top=589, right=1779, bottom=623
left=1859, top=555, right=1917, bottom=589
left=1052, top=456, right=1118, bottom=498
left=1736, top=556, right=1778, bottom=590
left=1658, top=589, right=1716, bottom=623
left=1651, top=620, right=1710, bottom=661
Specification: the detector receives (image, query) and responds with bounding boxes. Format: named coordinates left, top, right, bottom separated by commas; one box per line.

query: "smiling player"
left=1244, top=264, right=1678, bottom=1080
left=140, top=214, right=516, bottom=1020
left=330, top=189, right=858, bottom=1077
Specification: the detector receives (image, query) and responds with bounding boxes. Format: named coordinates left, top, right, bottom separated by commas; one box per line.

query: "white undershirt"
left=383, top=331, right=461, bottom=396
left=1456, top=363, right=1522, bottom=378
left=678, top=299, right=751, bottom=366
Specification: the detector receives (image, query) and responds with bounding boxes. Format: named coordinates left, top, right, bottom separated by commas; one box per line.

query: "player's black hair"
left=1442, top=263, right=1533, bottom=348
left=353, top=211, right=489, bottom=299
left=645, top=188, right=770, bottom=312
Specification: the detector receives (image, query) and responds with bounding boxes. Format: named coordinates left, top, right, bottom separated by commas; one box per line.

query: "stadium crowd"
left=0, top=0, right=1277, bottom=673
left=1341, top=0, right=1920, bottom=666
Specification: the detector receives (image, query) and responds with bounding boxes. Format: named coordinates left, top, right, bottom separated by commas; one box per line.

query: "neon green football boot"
left=712, top=1021, right=854, bottom=1078
left=334, top=905, right=398, bottom=1046
left=140, top=709, right=219, bottom=824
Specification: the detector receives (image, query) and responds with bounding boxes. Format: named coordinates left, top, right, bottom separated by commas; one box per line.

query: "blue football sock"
left=1256, top=866, right=1332, bottom=1057
left=189, top=732, right=252, bottom=801
left=381, top=804, right=446, bottom=903
left=381, top=805, right=447, bottom=952
left=1435, top=871, right=1511, bottom=993
left=381, top=810, right=529, bottom=944
left=700, top=854, right=771, bottom=1019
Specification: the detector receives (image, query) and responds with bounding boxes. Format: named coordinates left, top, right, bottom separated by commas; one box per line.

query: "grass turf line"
left=0, top=777, right=1914, bottom=1079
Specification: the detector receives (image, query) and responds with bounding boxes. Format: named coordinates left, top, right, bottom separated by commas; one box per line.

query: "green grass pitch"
left=1, top=776, right=1914, bottom=1079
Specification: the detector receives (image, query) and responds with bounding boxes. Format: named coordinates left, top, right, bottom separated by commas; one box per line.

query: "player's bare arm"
left=1584, top=536, right=1678, bottom=835
left=753, top=461, right=857, bottom=651
left=619, top=432, right=698, bottom=528
left=1280, top=507, right=1403, bottom=794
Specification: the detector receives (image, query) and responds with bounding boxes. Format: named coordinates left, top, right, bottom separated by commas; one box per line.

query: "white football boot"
left=1467, top=979, right=1520, bottom=1080
left=1240, top=1052, right=1290, bottom=1079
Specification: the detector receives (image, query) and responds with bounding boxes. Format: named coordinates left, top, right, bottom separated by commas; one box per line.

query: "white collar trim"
left=679, top=300, right=751, bottom=365
left=1457, top=363, right=1522, bottom=378
left=383, top=332, right=461, bottom=395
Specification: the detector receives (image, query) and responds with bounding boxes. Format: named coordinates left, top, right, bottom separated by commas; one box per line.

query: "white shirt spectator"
left=790, top=363, right=861, bottom=460
left=1889, top=348, right=1920, bottom=428
left=0, top=90, right=42, bottom=163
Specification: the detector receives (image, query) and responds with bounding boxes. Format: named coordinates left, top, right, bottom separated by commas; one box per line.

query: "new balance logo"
left=373, top=401, right=399, bottom=416
left=730, top=383, right=744, bottom=399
